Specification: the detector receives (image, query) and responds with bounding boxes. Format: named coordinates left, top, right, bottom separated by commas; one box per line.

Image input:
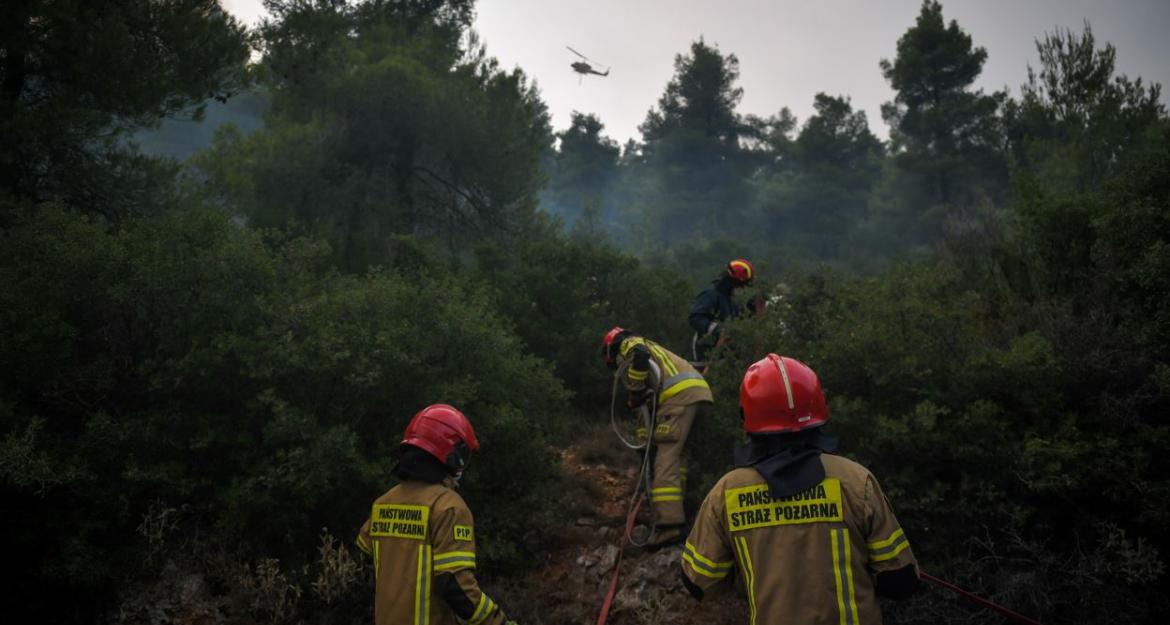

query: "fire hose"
left=920, top=570, right=1047, bottom=625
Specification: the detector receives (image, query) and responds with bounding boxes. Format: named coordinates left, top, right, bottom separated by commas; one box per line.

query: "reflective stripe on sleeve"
left=433, top=550, right=476, bottom=571
left=650, top=486, right=684, bottom=503
left=468, top=592, right=497, bottom=625
left=682, top=541, right=733, bottom=579
left=628, top=369, right=649, bottom=381
left=356, top=534, right=372, bottom=555
left=831, top=529, right=860, bottom=625
left=867, top=528, right=910, bottom=562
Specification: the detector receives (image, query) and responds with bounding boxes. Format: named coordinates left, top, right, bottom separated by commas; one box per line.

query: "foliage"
left=543, top=112, right=621, bottom=229
left=0, top=0, right=249, bottom=216
left=0, top=207, right=568, bottom=623
left=474, top=223, right=692, bottom=411
left=5, top=1, right=1170, bottom=624
left=879, top=0, right=1008, bottom=240
left=196, top=0, right=551, bottom=271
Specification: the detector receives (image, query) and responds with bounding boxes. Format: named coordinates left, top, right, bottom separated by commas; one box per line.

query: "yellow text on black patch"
left=369, top=504, right=429, bottom=540
left=724, top=479, right=844, bottom=531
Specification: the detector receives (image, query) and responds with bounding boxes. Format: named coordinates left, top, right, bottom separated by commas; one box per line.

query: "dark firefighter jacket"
left=682, top=453, right=917, bottom=625
left=357, top=477, right=506, bottom=625
left=688, top=277, right=740, bottom=335
left=615, top=336, right=713, bottom=408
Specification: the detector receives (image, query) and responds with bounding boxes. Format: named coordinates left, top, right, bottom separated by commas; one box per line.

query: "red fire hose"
left=595, top=498, right=643, bottom=625
left=920, top=570, right=1047, bottom=625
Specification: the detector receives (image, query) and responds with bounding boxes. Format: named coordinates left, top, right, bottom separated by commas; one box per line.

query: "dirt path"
left=504, top=446, right=747, bottom=625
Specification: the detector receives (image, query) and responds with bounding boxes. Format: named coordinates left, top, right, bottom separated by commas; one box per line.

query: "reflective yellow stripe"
left=433, top=550, right=476, bottom=559
left=373, top=540, right=380, bottom=580
left=619, top=337, right=644, bottom=357
left=659, top=378, right=709, bottom=402
left=650, top=345, right=678, bottom=376
left=867, top=528, right=904, bottom=550
left=843, top=533, right=860, bottom=625
left=417, top=544, right=433, bottom=625
left=433, top=550, right=476, bottom=571
left=651, top=487, right=682, bottom=494
left=683, top=552, right=730, bottom=579
left=469, top=592, right=496, bottom=625
left=413, top=545, right=424, bottom=625
left=831, top=529, right=859, bottom=625
left=868, top=528, right=911, bottom=562
left=735, top=537, right=757, bottom=625
left=684, top=542, right=734, bottom=571
left=628, top=369, right=649, bottom=380
left=651, top=494, right=683, bottom=502
left=469, top=594, right=487, bottom=624
left=356, top=534, right=371, bottom=555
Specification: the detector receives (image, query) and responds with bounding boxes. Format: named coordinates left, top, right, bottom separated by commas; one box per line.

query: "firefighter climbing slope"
left=681, top=355, right=920, bottom=625
left=602, top=327, right=713, bottom=548
left=689, top=258, right=757, bottom=364
left=356, top=404, right=519, bottom=625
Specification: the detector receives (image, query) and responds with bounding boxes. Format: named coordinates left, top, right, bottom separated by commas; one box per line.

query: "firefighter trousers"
left=646, top=402, right=705, bottom=525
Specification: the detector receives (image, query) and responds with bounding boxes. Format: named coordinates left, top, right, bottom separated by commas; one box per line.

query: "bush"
left=0, top=207, right=570, bottom=623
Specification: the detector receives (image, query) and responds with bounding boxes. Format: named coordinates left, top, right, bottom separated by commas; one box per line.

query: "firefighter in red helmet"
left=603, top=327, right=713, bottom=547
left=681, top=355, right=919, bottom=624
left=688, top=258, right=757, bottom=363
left=356, top=404, right=518, bottom=625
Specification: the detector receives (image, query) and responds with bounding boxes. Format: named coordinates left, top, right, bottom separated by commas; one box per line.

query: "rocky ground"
left=503, top=448, right=747, bottom=625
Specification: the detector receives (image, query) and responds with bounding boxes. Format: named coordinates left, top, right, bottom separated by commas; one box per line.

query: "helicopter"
left=567, top=46, right=610, bottom=79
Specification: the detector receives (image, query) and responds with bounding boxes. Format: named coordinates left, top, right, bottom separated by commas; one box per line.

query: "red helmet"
left=740, top=354, right=828, bottom=434
left=601, top=326, right=627, bottom=365
left=401, top=404, right=480, bottom=473
left=727, top=258, right=755, bottom=284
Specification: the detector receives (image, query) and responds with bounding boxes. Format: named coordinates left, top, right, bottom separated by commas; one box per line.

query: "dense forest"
left=2, top=1, right=1168, bottom=623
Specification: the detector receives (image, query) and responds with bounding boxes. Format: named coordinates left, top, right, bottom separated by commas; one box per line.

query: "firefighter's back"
left=366, top=480, right=466, bottom=625
left=710, top=453, right=897, bottom=625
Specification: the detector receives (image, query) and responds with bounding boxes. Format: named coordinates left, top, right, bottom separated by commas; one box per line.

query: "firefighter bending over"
left=681, top=355, right=919, bottom=624
left=602, top=327, right=713, bottom=548
left=356, top=404, right=518, bottom=625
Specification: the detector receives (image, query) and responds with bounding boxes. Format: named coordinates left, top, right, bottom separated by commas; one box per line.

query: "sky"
left=223, top=0, right=1170, bottom=143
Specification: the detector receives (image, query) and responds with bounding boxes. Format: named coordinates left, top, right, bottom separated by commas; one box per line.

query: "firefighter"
left=680, top=355, right=919, bottom=624
left=356, top=404, right=518, bottom=625
left=602, top=326, right=713, bottom=547
left=688, top=258, right=756, bottom=363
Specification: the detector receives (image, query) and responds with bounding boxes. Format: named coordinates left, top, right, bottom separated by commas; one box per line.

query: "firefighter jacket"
left=357, top=478, right=507, bottom=625
left=615, top=336, right=713, bottom=409
left=681, top=453, right=917, bottom=625
left=688, top=279, right=740, bottom=335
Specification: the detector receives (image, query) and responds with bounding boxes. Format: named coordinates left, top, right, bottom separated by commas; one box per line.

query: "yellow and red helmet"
left=740, top=354, right=828, bottom=434
left=401, top=404, right=480, bottom=473
left=727, top=258, right=755, bottom=285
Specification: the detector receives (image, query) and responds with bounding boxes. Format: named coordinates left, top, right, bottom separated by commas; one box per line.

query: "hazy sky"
left=224, top=0, right=1170, bottom=143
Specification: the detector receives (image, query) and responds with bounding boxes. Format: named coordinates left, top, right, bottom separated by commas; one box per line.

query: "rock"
left=575, top=516, right=599, bottom=527
left=576, top=553, right=599, bottom=568
left=596, top=544, right=620, bottom=574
